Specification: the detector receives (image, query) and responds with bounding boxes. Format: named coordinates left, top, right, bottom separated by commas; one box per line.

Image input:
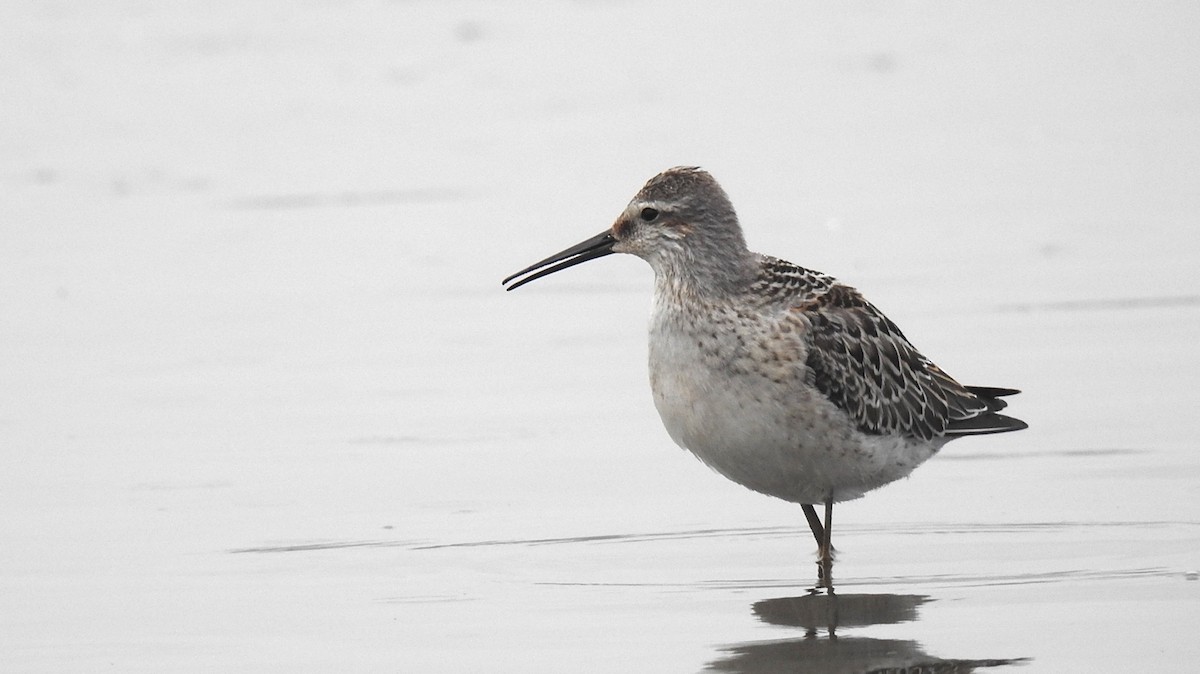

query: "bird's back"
left=749, top=254, right=1027, bottom=441
left=646, top=253, right=1025, bottom=504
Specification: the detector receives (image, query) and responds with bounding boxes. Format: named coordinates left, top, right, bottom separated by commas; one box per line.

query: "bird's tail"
left=947, top=387, right=1028, bottom=435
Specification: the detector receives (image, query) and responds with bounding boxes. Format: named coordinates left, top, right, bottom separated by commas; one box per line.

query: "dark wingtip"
left=947, top=412, right=1029, bottom=436
left=964, top=386, right=1024, bottom=412
left=966, top=386, right=1021, bottom=398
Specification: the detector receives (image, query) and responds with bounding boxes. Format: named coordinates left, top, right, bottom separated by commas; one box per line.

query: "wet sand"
left=3, top=2, right=1199, bottom=671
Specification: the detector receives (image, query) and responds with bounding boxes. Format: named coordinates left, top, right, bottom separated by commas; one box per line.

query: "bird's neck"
left=650, top=247, right=758, bottom=307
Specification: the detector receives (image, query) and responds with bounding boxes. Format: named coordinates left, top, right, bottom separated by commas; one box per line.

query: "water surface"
left=3, top=1, right=1199, bottom=671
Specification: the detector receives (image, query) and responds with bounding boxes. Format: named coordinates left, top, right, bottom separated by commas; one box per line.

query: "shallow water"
left=3, top=1, right=1199, bottom=671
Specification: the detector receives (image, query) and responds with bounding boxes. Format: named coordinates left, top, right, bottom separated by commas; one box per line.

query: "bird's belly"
left=649, top=342, right=942, bottom=504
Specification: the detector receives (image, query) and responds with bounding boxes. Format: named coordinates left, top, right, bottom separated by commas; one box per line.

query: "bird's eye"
left=640, top=207, right=659, bottom=222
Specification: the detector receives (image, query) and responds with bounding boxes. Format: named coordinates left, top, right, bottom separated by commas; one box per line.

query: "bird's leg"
left=803, top=502, right=835, bottom=590
left=819, top=499, right=834, bottom=590
left=802, top=503, right=824, bottom=546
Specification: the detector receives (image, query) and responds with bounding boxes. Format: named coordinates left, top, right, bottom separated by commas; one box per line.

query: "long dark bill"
left=502, top=230, right=616, bottom=291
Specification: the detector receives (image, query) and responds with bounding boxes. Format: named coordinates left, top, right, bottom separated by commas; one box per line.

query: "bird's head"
left=503, top=167, right=751, bottom=292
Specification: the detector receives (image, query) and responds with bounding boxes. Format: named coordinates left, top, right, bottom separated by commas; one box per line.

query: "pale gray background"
left=3, top=2, right=1198, bottom=671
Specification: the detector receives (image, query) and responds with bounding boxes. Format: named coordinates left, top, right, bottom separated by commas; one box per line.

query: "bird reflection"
left=754, top=592, right=927, bottom=638
left=706, top=592, right=1029, bottom=673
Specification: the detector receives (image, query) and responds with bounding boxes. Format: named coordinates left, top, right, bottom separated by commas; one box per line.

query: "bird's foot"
left=815, top=547, right=836, bottom=591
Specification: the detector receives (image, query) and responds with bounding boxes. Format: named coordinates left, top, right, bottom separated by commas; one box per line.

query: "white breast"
left=646, top=298, right=942, bottom=504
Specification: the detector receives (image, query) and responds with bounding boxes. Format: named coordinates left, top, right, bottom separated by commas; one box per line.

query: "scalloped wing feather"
left=795, top=281, right=1023, bottom=440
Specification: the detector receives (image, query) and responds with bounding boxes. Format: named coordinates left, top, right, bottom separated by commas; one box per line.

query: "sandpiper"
left=503, top=167, right=1026, bottom=587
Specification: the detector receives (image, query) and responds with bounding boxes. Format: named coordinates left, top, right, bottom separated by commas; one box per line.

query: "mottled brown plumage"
left=503, top=166, right=1026, bottom=587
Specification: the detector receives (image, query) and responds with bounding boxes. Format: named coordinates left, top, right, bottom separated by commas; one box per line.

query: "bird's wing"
left=795, top=282, right=1001, bottom=441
